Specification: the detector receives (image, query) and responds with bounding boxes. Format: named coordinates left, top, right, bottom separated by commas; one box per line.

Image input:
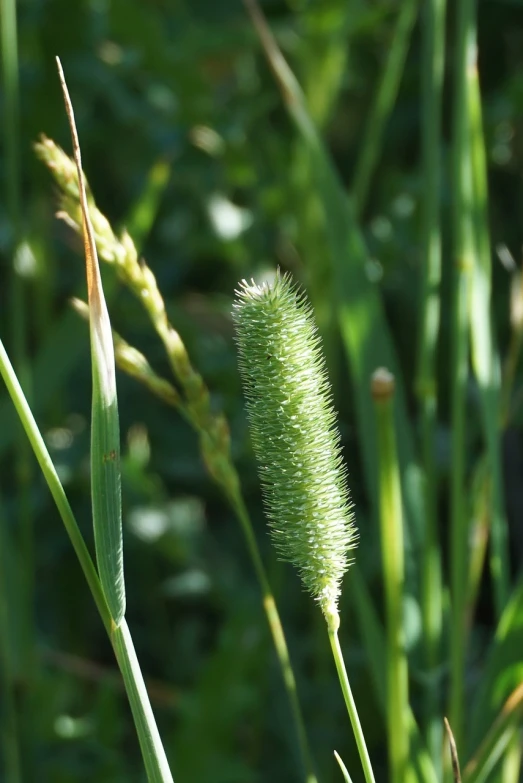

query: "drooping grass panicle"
left=233, top=271, right=357, bottom=621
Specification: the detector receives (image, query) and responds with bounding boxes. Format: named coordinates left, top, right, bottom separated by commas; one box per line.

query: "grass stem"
left=372, top=370, right=409, bottom=783
left=328, top=625, right=376, bottom=783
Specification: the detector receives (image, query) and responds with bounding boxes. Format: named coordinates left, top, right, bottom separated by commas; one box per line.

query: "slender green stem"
left=230, top=490, right=318, bottom=783
left=0, top=338, right=111, bottom=636
left=351, top=0, right=417, bottom=217
left=328, top=624, right=376, bottom=783
left=372, top=371, right=409, bottom=783
left=449, top=0, right=476, bottom=757
left=112, top=620, right=174, bottom=783
left=417, top=0, right=446, bottom=769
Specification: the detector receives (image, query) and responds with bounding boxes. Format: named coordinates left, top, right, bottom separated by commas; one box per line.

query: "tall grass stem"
left=371, top=370, right=410, bottom=783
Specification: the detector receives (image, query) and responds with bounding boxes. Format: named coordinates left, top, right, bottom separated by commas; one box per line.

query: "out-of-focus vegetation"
left=2, top=0, right=523, bottom=781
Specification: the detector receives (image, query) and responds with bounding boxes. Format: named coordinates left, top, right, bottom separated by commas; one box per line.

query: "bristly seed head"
left=232, top=271, right=357, bottom=619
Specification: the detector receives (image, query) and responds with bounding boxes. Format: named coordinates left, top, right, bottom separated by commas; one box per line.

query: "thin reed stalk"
left=372, top=370, right=409, bottom=783
left=328, top=627, right=376, bottom=783
left=449, top=0, right=476, bottom=757
left=417, top=0, right=446, bottom=770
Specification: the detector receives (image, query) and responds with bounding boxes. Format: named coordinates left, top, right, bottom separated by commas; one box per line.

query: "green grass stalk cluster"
left=36, top=129, right=317, bottom=783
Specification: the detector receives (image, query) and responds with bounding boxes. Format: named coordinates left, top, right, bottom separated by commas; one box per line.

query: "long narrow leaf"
left=56, top=58, right=126, bottom=625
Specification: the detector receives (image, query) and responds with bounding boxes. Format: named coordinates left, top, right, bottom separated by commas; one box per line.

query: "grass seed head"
left=233, top=271, right=357, bottom=620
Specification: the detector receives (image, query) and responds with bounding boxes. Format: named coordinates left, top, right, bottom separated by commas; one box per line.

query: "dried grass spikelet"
left=233, top=271, right=357, bottom=622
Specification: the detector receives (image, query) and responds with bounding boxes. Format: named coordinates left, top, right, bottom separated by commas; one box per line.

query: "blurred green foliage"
left=2, top=0, right=523, bottom=781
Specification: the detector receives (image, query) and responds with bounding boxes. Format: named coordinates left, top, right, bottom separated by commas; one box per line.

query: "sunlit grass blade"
left=463, top=684, right=523, bottom=783
left=417, top=0, right=446, bottom=769
left=352, top=0, right=417, bottom=217
left=112, top=620, right=174, bottom=783
left=372, top=369, right=409, bottom=783
left=56, top=58, right=126, bottom=625
left=467, top=62, right=509, bottom=616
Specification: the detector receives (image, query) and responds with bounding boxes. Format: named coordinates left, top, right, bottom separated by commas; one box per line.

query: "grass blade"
left=372, top=369, right=410, bottom=783
left=464, top=684, right=523, bottom=783
left=56, top=58, right=126, bottom=625
left=467, top=62, right=509, bottom=615
left=352, top=0, right=418, bottom=217
left=125, top=158, right=171, bottom=252
left=334, top=750, right=354, bottom=783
